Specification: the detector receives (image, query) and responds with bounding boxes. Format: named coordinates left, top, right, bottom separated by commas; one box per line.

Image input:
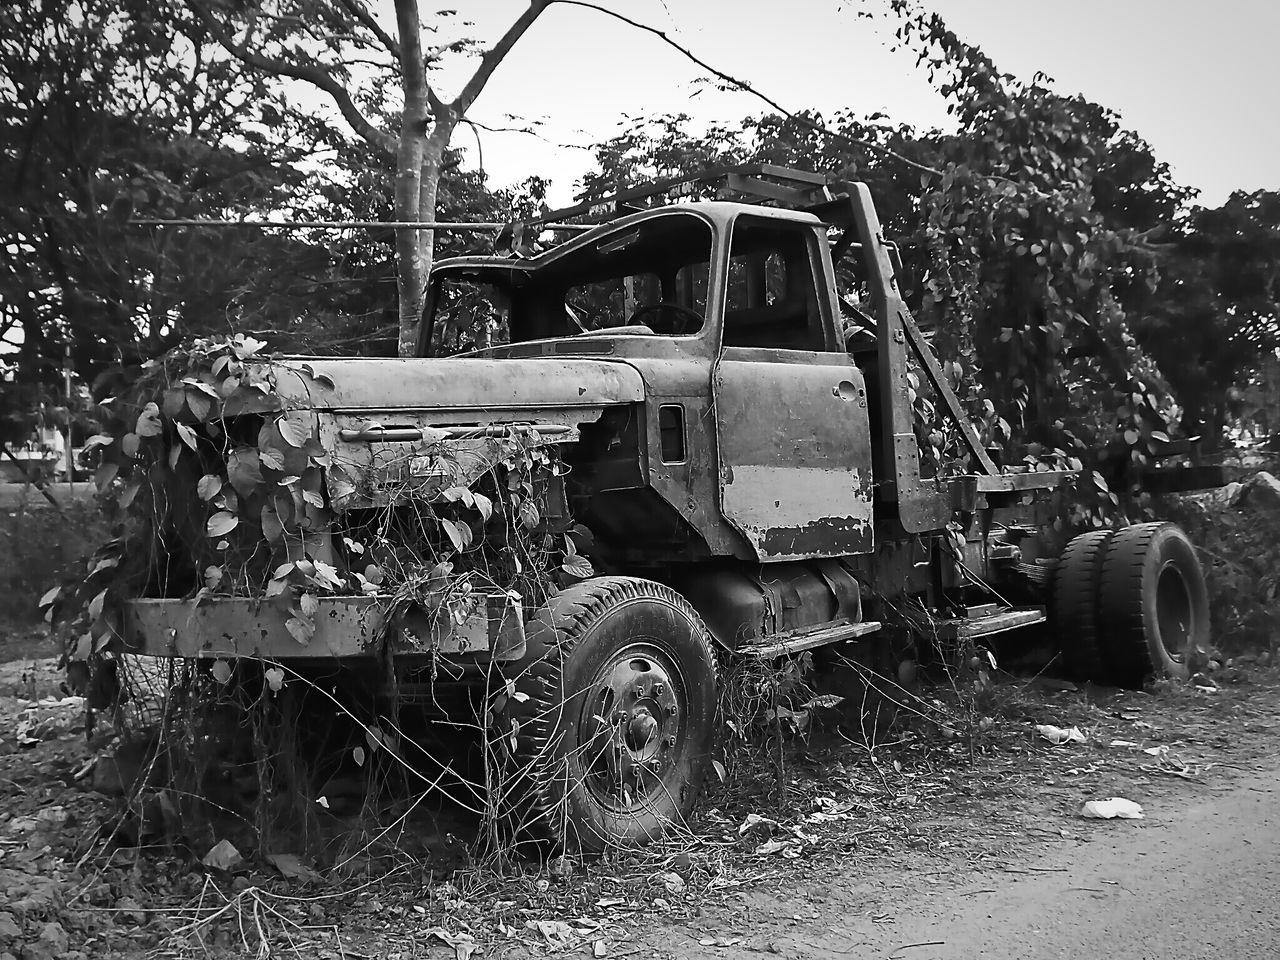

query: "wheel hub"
left=581, top=652, right=682, bottom=808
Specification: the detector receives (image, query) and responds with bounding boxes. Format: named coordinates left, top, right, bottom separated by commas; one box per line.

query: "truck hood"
left=272, top=356, right=645, bottom=414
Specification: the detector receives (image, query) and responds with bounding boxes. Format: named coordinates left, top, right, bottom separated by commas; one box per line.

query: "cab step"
left=931, top=605, right=1046, bottom=640
left=738, top=619, right=882, bottom=659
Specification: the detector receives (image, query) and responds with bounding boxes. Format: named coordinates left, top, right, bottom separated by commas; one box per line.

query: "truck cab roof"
left=431, top=201, right=825, bottom=279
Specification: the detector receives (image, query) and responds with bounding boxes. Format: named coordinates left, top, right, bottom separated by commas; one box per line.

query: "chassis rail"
left=122, top=592, right=526, bottom=660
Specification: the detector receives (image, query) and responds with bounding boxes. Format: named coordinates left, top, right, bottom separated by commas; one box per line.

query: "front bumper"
left=122, top=592, right=526, bottom=661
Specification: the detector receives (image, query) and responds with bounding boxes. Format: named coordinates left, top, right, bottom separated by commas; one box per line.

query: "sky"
left=398, top=0, right=1280, bottom=208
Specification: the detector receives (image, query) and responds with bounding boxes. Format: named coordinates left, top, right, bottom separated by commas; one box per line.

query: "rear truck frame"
left=121, top=165, right=1210, bottom=853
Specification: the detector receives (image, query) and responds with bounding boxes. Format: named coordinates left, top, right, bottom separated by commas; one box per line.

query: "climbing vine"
left=41, top=334, right=590, bottom=680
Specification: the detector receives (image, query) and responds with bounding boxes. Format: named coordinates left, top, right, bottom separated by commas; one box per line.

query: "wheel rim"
left=577, top=641, right=686, bottom=813
left=1155, top=560, right=1194, bottom=663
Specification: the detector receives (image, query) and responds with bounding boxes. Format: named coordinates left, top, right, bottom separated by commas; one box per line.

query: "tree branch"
left=185, top=0, right=396, bottom=156
left=550, top=0, right=943, bottom=178
left=335, top=0, right=400, bottom=60
left=450, top=0, right=553, bottom=119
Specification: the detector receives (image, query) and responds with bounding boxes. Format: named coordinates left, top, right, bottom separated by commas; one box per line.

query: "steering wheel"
left=626, top=302, right=704, bottom=335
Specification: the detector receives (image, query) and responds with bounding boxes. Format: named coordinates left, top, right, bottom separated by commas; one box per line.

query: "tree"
left=187, top=0, right=554, bottom=356
left=0, top=0, right=336, bottom=417
left=1134, top=190, right=1280, bottom=448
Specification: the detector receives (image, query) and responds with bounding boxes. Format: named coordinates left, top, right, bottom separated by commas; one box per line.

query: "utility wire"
left=128, top=219, right=593, bottom=232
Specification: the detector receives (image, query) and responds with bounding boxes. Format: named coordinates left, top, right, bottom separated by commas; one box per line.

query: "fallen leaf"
left=266, top=853, right=322, bottom=882
left=202, top=839, right=242, bottom=870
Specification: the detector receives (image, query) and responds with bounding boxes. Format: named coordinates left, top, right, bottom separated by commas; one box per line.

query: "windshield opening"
left=425, top=212, right=713, bottom=355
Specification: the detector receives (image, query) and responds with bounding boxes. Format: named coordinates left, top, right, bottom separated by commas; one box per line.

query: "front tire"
left=492, top=577, right=718, bottom=855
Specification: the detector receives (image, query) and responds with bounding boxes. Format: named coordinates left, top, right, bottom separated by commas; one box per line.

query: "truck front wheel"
left=492, top=577, right=718, bottom=855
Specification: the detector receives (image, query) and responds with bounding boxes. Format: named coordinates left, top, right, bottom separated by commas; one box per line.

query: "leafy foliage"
left=42, top=336, right=587, bottom=674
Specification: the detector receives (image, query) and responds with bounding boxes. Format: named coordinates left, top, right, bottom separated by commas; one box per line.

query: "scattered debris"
left=1080, top=798, right=1145, bottom=820
left=427, top=927, right=479, bottom=960
left=739, top=813, right=780, bottom=837
left=1036, top=724, right=1086, bottom=745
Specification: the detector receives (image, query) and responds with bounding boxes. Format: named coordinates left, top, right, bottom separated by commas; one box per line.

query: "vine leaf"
left=207, top=512, right=238, bottom=538
left=176, top=422, right=198, bottom=450
left=562, top=555, right=595, bottom=580
left=261, top=507, right=284, bottom=543
left=119, top=480, right=141, bottom=509
left=285, top=616, right=315, bottom=645
left=186, top=391, right=212, bottom=423
left=94, top=461, right=119, bottom=492
left=211, top=660, right=232, bottom=684
left=278, top=414, right=308, bottom=448
left=135, top=402, right=163, bottom=437
left=197, top=475, right=222, bottom=501
left=227, top=447, right=264, bottom=497
left=519, top=499, right=541, bottom=529
left=121, top=433, right=141, bottom=458
left=299, top=593, right=319, bottom=618
left=259, top=446, right=286, bottom=472
left=440, top=518, right=470, bottom=552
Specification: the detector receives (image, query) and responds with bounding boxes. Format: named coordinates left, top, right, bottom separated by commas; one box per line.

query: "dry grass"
left=83, top=657, right=1276, bottom=959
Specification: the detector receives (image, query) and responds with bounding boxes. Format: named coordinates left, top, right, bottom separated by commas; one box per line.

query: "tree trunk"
left=393, top=0, right=428, bottom=358
left=400, top=126, right=450, bottom=357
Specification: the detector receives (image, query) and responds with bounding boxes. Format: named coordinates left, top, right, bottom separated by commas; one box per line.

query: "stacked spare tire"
left=1053, top=522, right=1210, bottom=687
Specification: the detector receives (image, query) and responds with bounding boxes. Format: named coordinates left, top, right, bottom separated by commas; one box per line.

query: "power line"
left=128, top=219, right=593, bottom=232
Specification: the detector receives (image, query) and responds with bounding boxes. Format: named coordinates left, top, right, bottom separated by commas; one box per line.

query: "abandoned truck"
left=117, top=165, right=1208, bottom=852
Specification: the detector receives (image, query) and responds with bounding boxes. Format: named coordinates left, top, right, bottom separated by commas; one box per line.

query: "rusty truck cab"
left=424, top=200, right=875, bottom=564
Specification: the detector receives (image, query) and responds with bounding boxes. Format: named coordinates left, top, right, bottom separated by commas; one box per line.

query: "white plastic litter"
left=1080, top=798, right=1145, bottom=820
left=1037, top=724, right=1086, bottom=745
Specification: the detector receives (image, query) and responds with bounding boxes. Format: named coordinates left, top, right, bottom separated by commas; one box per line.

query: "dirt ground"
left=2, top=626, right=1277, bottom=960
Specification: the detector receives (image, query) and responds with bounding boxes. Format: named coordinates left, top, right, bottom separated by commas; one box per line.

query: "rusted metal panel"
left=623, top=356, right=755, bottom=560
left=123, top=592, right=524, bottom=660
left=714, top=351, right=874, bottom=561
left=933, top=606, right=1047, bottom=640
left=738, top=619, right=882, bottom=659
left=267, top=357, right=644, bottom=413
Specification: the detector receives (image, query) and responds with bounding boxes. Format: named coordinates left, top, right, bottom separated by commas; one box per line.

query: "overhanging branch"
left=185, top=0, right=396, bottom=156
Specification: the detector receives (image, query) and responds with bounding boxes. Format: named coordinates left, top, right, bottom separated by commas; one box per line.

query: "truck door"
left=712, top=216, right=874, bottom=561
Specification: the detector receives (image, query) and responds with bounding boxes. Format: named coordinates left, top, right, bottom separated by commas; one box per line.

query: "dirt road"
left=660, top=758, right=1279, bottom=960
